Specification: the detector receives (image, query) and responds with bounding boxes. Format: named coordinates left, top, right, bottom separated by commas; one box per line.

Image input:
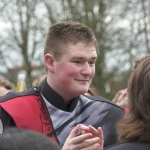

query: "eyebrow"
left=72, top=56, right=97, bottom=60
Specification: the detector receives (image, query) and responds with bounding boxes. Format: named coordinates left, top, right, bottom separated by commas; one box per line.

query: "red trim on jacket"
left=0, top=95, right=57, bottom=143
left=38, top=97, right=57, bottom=143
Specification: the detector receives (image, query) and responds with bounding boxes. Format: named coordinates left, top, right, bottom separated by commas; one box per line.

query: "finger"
left=112, top=92, right=120, bottom=102
left=66, top=124, right=80, bottom=140
left=117, top=89, right=127, bottom=102
left=79, top=124, right=90, bottom=132
left=118, top=94, right=126, bottom=102
left=82, top=130, right=86, bottom=134
left=71, top=133, right=93, bottom=145
left=98, top=127, right=104, bottom=147
left=88, top=125, right=99, bottom=138
left=80, top=143, right=101, bottom=150
left=79, top=137, right=101, bottom=150
left=79, top=124, right=92, bottom=135
left=98, top=127, right=103, bottom=140
left=79, top=124, right=100, bottom=138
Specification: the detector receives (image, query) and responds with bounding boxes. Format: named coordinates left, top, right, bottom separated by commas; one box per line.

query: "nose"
left=81, top=63, right=93, bottom=76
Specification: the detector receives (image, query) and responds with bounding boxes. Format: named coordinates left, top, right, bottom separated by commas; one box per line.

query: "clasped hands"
left=62, top=124, right=104, bottom=150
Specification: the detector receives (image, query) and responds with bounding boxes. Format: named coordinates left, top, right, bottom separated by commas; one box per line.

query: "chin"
left=76, top=89, right=88, bottom=95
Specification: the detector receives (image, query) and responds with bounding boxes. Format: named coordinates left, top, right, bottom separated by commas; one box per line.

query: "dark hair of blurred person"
left=104, top=55, right=150, bottom=150
left=0, top=127, right=61, bottom=150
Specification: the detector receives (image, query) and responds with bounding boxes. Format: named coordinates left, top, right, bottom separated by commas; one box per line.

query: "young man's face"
left=50, top=42, right=97, bottom=100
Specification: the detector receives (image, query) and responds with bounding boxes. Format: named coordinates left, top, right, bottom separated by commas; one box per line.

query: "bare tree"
left=0, top=0, right=46, bottom=85
left=1, top=0, right=150, bottom=98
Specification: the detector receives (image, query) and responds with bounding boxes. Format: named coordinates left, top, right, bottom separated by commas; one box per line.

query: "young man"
left=0, top=22, right=124, bottom=149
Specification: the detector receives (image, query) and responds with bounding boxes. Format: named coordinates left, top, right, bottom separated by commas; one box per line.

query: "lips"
left=75, top=79, right=89, bottom=81
left=74, top=79, right=90, bottom=84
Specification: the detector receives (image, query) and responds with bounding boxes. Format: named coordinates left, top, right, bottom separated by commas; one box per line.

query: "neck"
left=47, top=76, right=76, bottom=104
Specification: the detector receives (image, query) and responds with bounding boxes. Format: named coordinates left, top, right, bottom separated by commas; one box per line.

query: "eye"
left=74, top=61, right=81, bottom=64
left=89, top=61, right=95, bottom=65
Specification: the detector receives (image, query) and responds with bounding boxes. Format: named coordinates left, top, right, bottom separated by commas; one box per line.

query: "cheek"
left=55, top=63, right=79, bottom=84
left=91, top=68, right=95, bottom=78
left=67, top=67, right=79, bottom=76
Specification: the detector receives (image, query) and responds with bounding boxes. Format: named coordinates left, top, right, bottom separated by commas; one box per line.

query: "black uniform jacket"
left=0, top=79, right=124, bottom=148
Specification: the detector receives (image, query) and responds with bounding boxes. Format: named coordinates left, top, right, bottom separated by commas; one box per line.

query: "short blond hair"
left=44, top=21, right=96, bottom=60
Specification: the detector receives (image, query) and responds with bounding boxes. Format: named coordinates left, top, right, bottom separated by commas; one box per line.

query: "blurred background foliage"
left=0, top=0, right=150, bottom=100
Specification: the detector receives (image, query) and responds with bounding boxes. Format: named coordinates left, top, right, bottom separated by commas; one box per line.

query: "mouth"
left=75, top=79, right=89, bottom=81
left=74, top=79, right=89, bottom=84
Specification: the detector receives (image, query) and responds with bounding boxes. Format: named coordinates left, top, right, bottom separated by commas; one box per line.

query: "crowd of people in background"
left=0, top=21, right=149, bottom=150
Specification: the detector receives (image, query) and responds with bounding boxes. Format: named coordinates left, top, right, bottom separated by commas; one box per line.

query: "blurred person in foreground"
left=0, top=77, right=12, bottom=96
left=0, top=21, right=124, bottom=149
left=104, top=55, right=150, bottom=150
left=0, top=127, right=61, bottom=150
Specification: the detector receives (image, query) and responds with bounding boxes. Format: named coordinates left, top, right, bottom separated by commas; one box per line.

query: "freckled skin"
left=47, top=42, right=97, bottom=102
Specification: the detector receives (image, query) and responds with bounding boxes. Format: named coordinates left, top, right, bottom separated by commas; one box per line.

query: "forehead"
left=62, top=42, right=97, bottom=59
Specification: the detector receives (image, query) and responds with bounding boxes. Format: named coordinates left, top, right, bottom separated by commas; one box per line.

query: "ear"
left=44, top=54, right=55, bottom=73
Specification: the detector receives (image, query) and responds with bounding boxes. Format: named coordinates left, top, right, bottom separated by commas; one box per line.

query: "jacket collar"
left=39, top=79, right=79, bottom=111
